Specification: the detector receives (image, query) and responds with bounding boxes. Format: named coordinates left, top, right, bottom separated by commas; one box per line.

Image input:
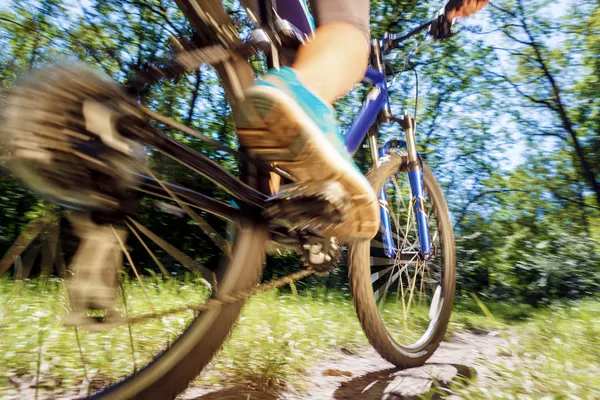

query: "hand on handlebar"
left=429, top=0, right=488, bottom=40
left=444, top=0, right=489, bottom=22
left=385, top=0, right=489, bottom=48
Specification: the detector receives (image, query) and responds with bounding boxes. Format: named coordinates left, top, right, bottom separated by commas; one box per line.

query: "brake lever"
left=428, top=9, right=454, bottom=40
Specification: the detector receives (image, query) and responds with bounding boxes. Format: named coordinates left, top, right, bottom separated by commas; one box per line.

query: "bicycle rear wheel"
left=349, top=152, right=456, bottom=367
left=0, top=66, right=267, bottom=400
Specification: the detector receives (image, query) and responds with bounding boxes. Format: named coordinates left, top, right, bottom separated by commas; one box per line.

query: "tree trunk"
left=185, top=69, right=202, bottom=125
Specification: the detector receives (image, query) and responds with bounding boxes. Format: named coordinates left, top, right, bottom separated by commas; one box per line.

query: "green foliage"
left=0, top=0, right=598, bottom=304
left=453, top=299, right=600, bottom=399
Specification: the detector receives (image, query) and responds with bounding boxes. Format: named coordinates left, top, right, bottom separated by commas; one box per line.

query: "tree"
left=483, top=0, right=600, bottom=207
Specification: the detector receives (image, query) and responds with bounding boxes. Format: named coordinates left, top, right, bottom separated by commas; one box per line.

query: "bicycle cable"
left=386, top=32, right=429, bottom=135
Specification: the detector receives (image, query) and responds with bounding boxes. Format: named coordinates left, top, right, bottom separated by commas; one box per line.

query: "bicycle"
left=0, top=0, right=456, bottom=398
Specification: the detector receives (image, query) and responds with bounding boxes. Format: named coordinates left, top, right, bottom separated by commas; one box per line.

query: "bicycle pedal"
left=263, top=181, right=350, bottom=229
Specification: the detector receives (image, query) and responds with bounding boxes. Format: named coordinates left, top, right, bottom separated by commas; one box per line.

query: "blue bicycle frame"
left=269, top=0, right=432, bottom=260
left=346, top=67, right=432, bottom=260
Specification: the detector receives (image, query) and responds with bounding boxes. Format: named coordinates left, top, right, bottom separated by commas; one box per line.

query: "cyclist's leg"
left=242, top=0, right=379, bottom=240
left=296, top=0, right=370, bottom=103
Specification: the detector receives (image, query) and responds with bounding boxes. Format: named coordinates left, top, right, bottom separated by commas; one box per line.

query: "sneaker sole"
left=239, top=85, right=379, bottom=240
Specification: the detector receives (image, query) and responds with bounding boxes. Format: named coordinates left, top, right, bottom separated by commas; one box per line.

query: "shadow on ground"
left=183, top=332, right=506, bottom=399
left=184, top=362, right=475, bottom=400
left=184, top=386, right=278, bottom=399
left=333, top=363, right=476, bottom=400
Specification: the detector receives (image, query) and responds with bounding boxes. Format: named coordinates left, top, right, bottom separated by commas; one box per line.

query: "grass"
left=0, top=277, right=369, bottom=396
left=451, top=299, right=600, bottom=399
left=0, top=275, right=211, bottom=397
left=0, top=276, right=599, bottom=398
left=202, top=288, right=366, bottom=391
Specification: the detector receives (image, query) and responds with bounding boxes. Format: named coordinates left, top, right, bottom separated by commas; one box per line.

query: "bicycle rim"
left=0, top=66, right=268, bottom=399
left=349, top=153, right=456, bottom=367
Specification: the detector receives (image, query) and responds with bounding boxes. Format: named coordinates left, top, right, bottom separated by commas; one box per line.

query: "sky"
left=0, top=0, right=576, bottom=171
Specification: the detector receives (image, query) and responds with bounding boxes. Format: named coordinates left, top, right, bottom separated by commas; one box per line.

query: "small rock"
left=322, top=369, right=353, bottom=377
left=384, top=375, right=431, bottom=398
left=384, top=364, right=460, bottom=398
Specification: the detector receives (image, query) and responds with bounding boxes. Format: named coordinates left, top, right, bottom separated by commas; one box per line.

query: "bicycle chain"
left=112, top=268, right=317, bottom=327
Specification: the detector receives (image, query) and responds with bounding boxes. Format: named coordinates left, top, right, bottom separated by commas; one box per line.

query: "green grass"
left=203, top=289, right=366, bottom=391
left=0, top=278, right=368, bottom=396
left=0, top=275, right=211, bottom=396
left=451, top=298, right=600, bottom=399
left=1, top=277, right=599, bottom=398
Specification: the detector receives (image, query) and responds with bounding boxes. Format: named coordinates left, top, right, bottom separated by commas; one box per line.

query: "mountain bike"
left=0, top=0, right=456, bottom=398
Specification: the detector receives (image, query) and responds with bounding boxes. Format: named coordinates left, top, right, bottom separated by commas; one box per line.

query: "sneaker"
left=239, top=67, right=379, bottom=240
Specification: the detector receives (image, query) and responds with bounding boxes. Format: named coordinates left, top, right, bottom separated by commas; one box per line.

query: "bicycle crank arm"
left=263, top=181, right=350, bottom=232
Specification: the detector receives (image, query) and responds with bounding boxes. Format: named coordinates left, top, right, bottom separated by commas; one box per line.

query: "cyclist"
left=241, top=0, right=488, bottom=240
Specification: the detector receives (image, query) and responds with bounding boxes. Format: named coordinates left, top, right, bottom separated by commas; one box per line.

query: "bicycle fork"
left=378, top=113, right=432, bottom=261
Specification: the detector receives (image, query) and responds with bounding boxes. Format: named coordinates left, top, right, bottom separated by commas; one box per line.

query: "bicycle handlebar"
left=382, top=7, right=455, bottom=54
left=382, top=20, right=434, bottom=53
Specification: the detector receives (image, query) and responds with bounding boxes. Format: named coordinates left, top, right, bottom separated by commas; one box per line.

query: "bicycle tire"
left=349, top=152, right=456, bottom=368
left=93, top=221, right=267, bottom=399
left=1, top=65, right=268, bottom=399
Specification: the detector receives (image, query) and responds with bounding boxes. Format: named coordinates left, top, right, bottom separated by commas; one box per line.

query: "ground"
left=181, top=330, right=509, bottom=399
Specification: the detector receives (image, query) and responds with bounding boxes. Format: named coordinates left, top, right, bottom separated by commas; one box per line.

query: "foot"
left=239, top=67, right=379, bottom=240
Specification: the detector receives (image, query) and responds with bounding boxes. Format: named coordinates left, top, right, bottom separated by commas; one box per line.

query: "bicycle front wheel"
left=349, top=152, right=456, bottom=367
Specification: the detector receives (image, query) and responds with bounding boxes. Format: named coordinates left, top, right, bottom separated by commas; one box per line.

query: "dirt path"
left=181, top=330, right=511, bottom=400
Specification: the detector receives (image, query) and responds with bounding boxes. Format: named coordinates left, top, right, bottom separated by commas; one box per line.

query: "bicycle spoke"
left=395, top=182, right=402, bottom=246
left=111, top=225, right=156, bottom=314
left=386, top=202, right=409, bottom=242
left=371, top=265, right=394, bottom=284
left=35, top=332, right=42, bottom=398
left=396, top=252, right=419, bottom=303
left=375, top=265, right=405, bottom=303
left=125, top=221, right=171, bottom=279
left=127, top=217, right=214, bottom=287
left=143, top=166, right=230, bottom=254
left=398, top=200, right=414, bottom=255
left=370, top=256, right=396, bottom=266
left=385, top=199, right=401, bottom=232
left=391, top=176, right=406, bottom=209
left=399, top=265, right=408, bottom=321
left=61, top=270, right=92, bottom=397
left=135, top=187, right=210, bottom=214
left=118, top=278, right=138, bottom=373
left=405, top=261, right=422, bottom=317
left=376, top=265, right=395, bottom=309
left=419, top=263, right=425, bottom=306
left=431, top=229, right=439, bottom=245
left=74, top=327, right=91, bottom=397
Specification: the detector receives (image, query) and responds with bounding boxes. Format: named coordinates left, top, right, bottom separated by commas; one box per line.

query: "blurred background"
left=0, top=0, right=598, bottom=398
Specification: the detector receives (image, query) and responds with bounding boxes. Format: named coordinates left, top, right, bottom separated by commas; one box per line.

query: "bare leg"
left=293, top=22, right=369, bottom=104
